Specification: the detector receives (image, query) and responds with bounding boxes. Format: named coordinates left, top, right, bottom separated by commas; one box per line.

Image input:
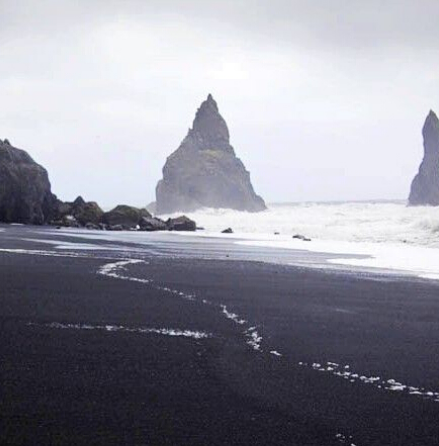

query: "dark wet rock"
left=74, top=201, right=103, bottom=226
left=409, top=110, right=439, bottom=205
left=51, top=215, right=79, bottom=228
left=156, top=94, right=266, bottom=214
left=101, top=205, right=151, bottom=230
left=221, top=227, right=233, bottom=234
left=293, top=234, right=311, bottom=242
left=85, top=223, right=100, bottom=230
left=52, top=196, right=104, bottom=227
left=166, top=215, right=196, bottom=231
left=139, top=216, right=167, bottom=231
left=108, top=224, right=124, bottom=231
left=0, top=139, right=57, bottom=224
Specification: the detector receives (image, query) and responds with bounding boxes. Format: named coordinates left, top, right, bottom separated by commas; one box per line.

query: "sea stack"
left=155, top=95, right=266, bottom=214
left=409, top=110, right=439, bottom=206
left=0, top=139, right=57, bottom=224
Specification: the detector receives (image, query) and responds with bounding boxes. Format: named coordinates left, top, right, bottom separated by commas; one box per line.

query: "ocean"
left=160, top=200, right=439, bottom=279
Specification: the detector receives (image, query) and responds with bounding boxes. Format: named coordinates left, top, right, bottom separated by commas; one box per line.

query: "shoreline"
left=21, top=222, right=439, bottom=281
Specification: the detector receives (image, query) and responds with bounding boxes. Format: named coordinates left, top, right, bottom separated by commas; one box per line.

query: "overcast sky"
left=1, top=0, right=439, bottom=208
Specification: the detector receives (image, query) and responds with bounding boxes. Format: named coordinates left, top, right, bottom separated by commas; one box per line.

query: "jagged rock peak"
left=191, top=94, right=230, bottom=145
left=73, top=196, right=86, bottom=207
left=408, top=109, right=439, bottom=206
left=155, top=95, right=266, bottom=214
left=423, top=110, right=439, bottom=147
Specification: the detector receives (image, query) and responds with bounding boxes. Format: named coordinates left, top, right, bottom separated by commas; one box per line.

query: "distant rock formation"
left=409, top=110, right=439, bottom=206
left=0, top=138, right=57, bottom=224
left=155, top=94, right=266, bottom=214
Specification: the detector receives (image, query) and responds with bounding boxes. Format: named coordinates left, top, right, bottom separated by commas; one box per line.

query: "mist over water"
left=161, top=201, right=439, bottom=248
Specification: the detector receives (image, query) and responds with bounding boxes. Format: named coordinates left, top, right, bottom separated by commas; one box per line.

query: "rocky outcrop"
left=101, top=205, right=152, bottom=230
left=155, top=94, right=266, bottom=214
left=0, top=139, right=57, bottom=224
left=166, top=215, right=196, bottom=231
left=52, top=196, right=104, bottom=227
left=222, top=227, right=233, bottom=234
left=409, top=110, right=439, bottom=206
left=139, top=216, right=167, bottom=231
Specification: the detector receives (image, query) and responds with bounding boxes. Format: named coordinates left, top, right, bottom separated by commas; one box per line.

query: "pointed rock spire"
left=155, top=95, right=266, bottom=214
left=422, top=110, right=439, bottom=154
left=191, top=94, right=230, bottom=146
left=409, top=109, right=439, bottom=205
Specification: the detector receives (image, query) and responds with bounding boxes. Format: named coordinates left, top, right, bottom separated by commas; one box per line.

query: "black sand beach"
left=1, top=225, right=439, bottom=446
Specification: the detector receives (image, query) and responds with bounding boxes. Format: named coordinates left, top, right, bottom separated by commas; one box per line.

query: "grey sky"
left=1, top=0, right=439, bottom=207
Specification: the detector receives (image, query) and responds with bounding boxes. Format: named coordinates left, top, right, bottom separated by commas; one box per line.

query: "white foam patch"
left=300, top=361, right=439, bottom=403
left=220, top=305, right=247, bottom=325
left=98, top=259, right=150, bottom=282
left=270, top=350, right=282, bottom=357
left=154, top=285, right=196, bottom=301
left=245, top=326, right=263, bottom=351
left=31, top=322, right=211, bottom=339
left=98, top=260, right=200, bottom=302
left=335, top=433, right=357, bottom=445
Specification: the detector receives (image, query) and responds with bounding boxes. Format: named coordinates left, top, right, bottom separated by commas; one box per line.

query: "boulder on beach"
left=222, top=227, right=233, bottom=234
left=409, top=110, right=439, bottom=206
left=139, top=216, right=167, bottom=231
left=293, top=234, right=311, bottom=242
left=0, top=138, right=57, bottom=224
left=85, top=222, right=100, bottom=230
left=101, top=205, right=152, bottom=230
left=53, top=196, right=104, bottom=227
left=155, top=94, right=266, bottom=214
left=166, top=215, right=196, bottom=231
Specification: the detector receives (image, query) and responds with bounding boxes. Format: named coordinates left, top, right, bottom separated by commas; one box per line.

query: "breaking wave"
left=163, top=201, right=439, bottom=248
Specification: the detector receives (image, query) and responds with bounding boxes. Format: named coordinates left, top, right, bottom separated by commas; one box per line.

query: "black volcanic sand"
left=1, top=226, right=439, bottom=445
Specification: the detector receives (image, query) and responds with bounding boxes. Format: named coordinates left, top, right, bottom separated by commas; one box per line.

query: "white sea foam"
left=245, top=326, right=263, bottom=351
left=159, top=202, right=439, bottom=279
left=31, top=322, right=211, bottom=339
left=300, top=360, right=439, bottom=403
left=163, top=201, right=439, bottom=247
left=335, top=433, right=356, bottom=445
left=220, top=305, right=247, bottom=325
left=98, top=259, right=149, bottom=282
left=270, top=350, right=282, bottom=357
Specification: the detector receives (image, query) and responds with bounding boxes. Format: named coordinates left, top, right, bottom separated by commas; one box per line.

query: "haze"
left=1, top=0, right=438, bottom=208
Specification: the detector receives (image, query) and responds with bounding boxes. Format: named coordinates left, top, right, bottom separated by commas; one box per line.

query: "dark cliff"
left=0, top=139, right=57, bottom=224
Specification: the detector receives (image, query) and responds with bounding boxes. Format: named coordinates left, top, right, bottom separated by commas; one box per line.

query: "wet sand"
left=1, top=225, right=439, bottom=445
